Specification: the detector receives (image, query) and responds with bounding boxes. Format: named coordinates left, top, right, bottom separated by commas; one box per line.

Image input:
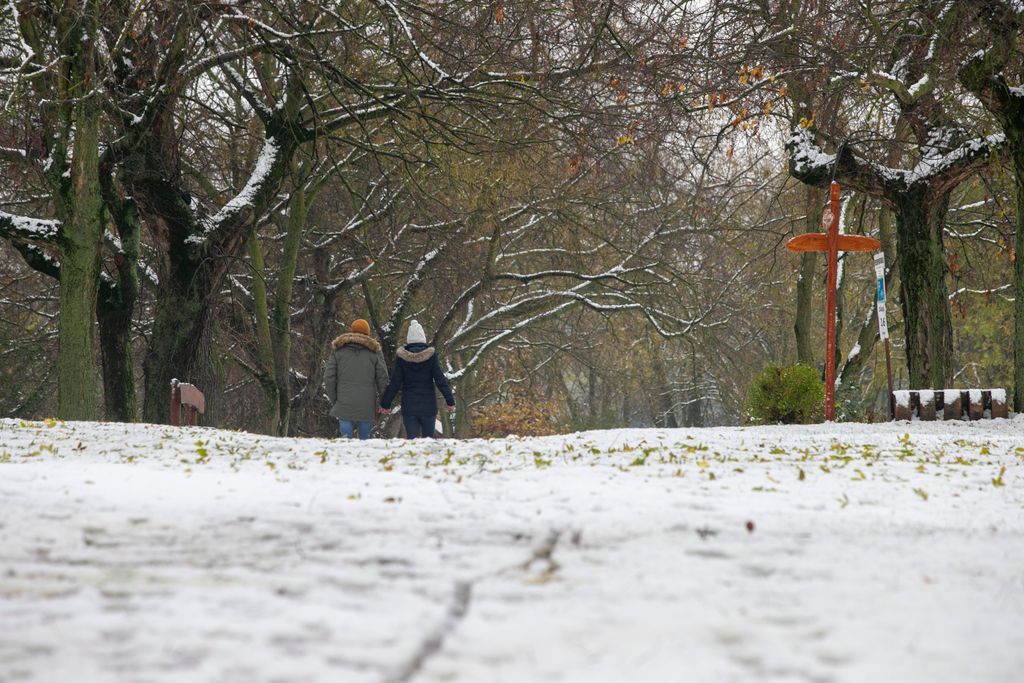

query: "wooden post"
left=786, top=182, right=880, bottom=423
left=170, top=379, right=181, bottom=427
left=884, top=341, right=895, bottom=419
left=874, top=252, right=895, bottom=420
left=823, top=183, right=840, bottom=421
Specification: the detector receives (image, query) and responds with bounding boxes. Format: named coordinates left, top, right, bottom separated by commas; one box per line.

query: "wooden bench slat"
left=942, top=389, right=962, bottom=420
left=893, top=390, right=913, bottom=421
left=918, top=390, right=936, bottom=421
left=891, top=388, right=1007, bottom=421
left=178, top=384, right=205, bottom=414
left=968, top=389, right=984, bottom=421
left=170, top=379, right=206, bottom=427
left=991, top=389, right=1009, bottom=419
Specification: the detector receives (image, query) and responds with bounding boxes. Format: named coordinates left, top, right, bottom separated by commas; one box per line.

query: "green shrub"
left=745, top=363, right=824, bottom=424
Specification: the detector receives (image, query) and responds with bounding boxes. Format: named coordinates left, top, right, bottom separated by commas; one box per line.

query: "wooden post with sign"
left=874, top=252, right=896, bottom=419
left=786, top=182, right=881, bottom=421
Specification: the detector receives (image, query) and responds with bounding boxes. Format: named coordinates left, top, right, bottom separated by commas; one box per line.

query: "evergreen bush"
left=745, top=364, right=824, bottom=424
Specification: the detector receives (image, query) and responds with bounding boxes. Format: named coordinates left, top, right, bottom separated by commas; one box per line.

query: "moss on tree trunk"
left=894, top=189, right=953, bottom=388
left=57, top=219, right=102, bottom=420
left=54, top=1, right=105, bottom=421
left=269, top=180, right=309, bottom=436
left=56, top=106, right=104, bottom=420
left=248, top=226, right=281, bottom=435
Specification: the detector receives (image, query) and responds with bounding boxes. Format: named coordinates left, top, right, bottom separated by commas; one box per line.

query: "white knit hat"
left=407, top=319, right=427, bottom=345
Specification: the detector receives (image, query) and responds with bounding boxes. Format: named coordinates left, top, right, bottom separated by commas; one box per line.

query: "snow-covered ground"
left=1, top=417, right=1022, bottom=683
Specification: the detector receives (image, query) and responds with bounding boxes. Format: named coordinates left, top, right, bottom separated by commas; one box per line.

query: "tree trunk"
left=248, top=227, right=281, bottom=435
left=1014, top=148, right=1024, bottom=412
left=555, top=369, right=580, bottom=427
left=587, top=365, right=597, bottom=424
left=650, top=347, right=678, bottom=428
left=55, top=2, right=104, bottom=421
left=141, top=245, right=213, bottom=423
left=96, top=181, right=141, bottom=423
left=956, top=24, right=1023, bottom=410
left=57, top=210, right=103, bottom=421
left=795, top=186, right=821, bottom=365
left=453, top=365, right=474, bottom=437
left=837, top=207, right=897, bottom=413
left=290, top=247, right=343, bottom=436
left=270, top=179, right=309, bottom=435
left=97, top=280, right=137, bottom=422
left=56, top=109, right=103, bottom=419
left=894, top=189, right=954, bottom=388
left=132, top=116, right=294, bottom=424
left=686, top=343, right=703, bottom=427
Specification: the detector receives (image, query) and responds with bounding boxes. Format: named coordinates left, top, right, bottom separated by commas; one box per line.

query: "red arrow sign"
left=786, top=233, right=880, bottom=253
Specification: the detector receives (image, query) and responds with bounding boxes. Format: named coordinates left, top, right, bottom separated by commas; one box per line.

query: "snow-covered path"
left=1, top=418, right=1022, bottom=682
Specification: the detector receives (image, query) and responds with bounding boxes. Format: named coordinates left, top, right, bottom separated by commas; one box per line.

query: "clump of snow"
left=907, top=73, right=931, bottom=99
left=1, top=418, right=1022, bottom=681
left=893, top=390, right=912, bottom=409
left=890, top=55, right=910, bottom=82
left=991, top=388, right=1007, bottom=403
left=788, top=127, right=835, bottom=176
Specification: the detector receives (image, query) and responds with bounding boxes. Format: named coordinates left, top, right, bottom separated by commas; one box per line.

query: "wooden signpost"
left=874, top=252, right=896, bottom=418
left=786, top=182, right=881, bottom=421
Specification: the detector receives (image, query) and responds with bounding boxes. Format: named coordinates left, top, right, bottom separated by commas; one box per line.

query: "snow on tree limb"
left=787, top=126, right=1004, bottom=198
left=187, top=135, right=284, bottom=247
left=381, top=242, right=449, bottom=335
left=0, top=211, right=60, bottom=243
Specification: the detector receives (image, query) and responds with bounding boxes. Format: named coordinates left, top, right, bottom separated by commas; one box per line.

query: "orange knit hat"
left=351, top=319, right=371, bottom=336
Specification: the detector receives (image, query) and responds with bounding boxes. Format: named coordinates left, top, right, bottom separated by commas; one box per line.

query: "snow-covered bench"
left=170, top=379, right=205, bottom=426
left=892, top=389, right=1008, bottom=421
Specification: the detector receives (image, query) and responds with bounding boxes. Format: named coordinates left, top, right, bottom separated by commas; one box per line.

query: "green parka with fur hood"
left=324, top=332, right=389, bottom=422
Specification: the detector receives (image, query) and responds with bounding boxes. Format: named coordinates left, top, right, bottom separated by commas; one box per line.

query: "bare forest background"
left=0, top=0, right=1021, bottom=437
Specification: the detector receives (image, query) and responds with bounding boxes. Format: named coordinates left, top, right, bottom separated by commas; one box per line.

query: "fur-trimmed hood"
left=331, top=332, right=381, bottom=353
left=396, top=345, right=435, bottom=363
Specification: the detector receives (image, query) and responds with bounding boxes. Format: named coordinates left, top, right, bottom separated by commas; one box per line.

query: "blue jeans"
left=402, top=413, right=437, bottom=439
left=339, top=419, right=373, bottom=440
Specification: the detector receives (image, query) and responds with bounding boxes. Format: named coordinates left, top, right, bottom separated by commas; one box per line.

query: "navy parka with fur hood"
left=380, top=342, right=455, bottom=417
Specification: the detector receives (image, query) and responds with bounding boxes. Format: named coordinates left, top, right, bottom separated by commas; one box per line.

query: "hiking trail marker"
left=874, top=251, right=896, bottom=419
left=786, top=181, right=880, bottom=421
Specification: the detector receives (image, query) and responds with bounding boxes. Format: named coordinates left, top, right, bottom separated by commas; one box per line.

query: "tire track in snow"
left=385, top=579, right=473, bottom=683
left=386, top=529, right=566, bottom=682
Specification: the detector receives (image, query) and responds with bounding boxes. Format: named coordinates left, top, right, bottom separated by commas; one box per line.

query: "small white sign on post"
left=874, top=252, right=889, bottom=340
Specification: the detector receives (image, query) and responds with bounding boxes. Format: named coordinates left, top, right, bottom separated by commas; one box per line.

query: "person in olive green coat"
left=324, top=319, right=389, bottom=439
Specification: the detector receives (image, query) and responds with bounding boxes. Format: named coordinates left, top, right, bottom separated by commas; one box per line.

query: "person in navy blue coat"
left=379, top=320, right=456, bottom=438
